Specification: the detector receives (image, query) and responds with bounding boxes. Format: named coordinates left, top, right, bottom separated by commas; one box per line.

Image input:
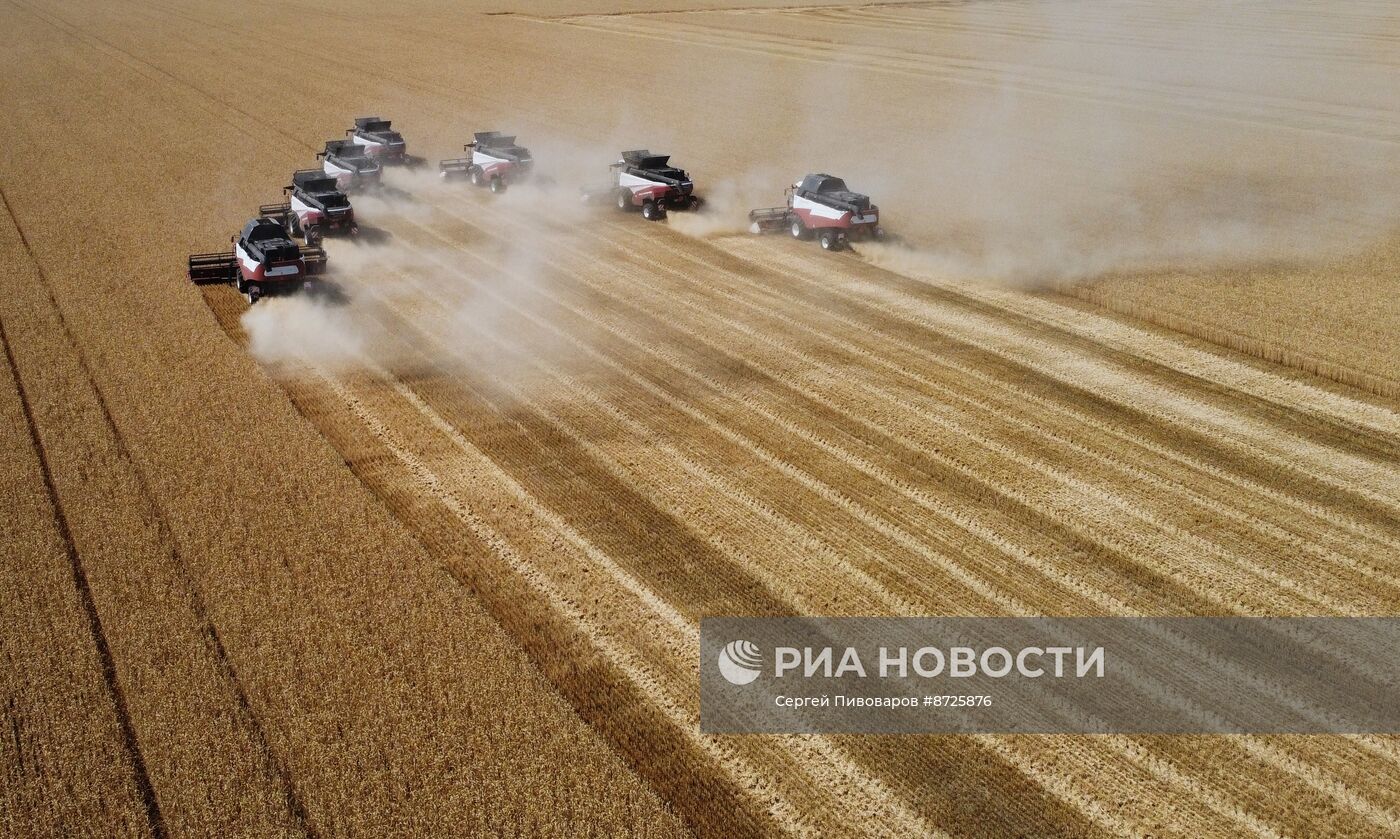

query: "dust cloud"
left=240, top=165, right=584, bottom=382
left=660, top=2, right=1400, bottom=285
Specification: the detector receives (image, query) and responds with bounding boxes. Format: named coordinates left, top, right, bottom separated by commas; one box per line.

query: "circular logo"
left=718, top=639, right=763, bottom=685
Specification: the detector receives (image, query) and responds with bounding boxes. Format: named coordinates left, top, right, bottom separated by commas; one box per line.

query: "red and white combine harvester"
left=319, top=140, right=382, bottom=192
left=438, top=132, right=534, bottom=193
left=187, top=216, right=327, bottom=304
left=260, top=170, right=359, bottom=245
left=581, top=150, right=700, bottom=220
left=346, top=116, right=407, bottom=164
left=749, top=173, right=884, bottom=251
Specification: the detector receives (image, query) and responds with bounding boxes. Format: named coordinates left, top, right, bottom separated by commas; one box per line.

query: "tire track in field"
left=321, top=226, right=1313, bottom=838
left=315, top=355, right=954, bottom=839
left=7, top=0, right=316, bottom=154
left=592, top=220, right=1399, bottom=572
left=832, top=250, right=1400, bottom=465
left=0, top=16, right=322, bottom=836
left=377, top=193, right=1400, bottom=828
left=353, top=208, right=1383, bottom=833
left=558, top=224, right=1398, bottom=613
left=358, top=256, right=1288, bottom=839
left=328, top=249, right=1200, bottom=839
left=418, top=190, right=1396, bottom=612
left=609, top=223, right=1400, bottom=554
left=0, top=323, right=166, bottom=839
left=0, top=213, right=168, bottom=839
left=383, top=193, right=1400, bottom=806
left=702, top=234, right=1400, bottom=530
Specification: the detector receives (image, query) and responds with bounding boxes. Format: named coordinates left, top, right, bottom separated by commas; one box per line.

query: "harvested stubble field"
left=3, top=0, right=1400, bottom=837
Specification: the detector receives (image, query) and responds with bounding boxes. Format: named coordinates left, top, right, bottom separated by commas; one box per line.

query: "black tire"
left=819, top=229, right=840, bottom=251
left=489, top=176, right=506, bottom=194
left=304, top=226, right=319, bottom=246
left=616, top=189, right=632, bottom=211
left=642, top=200, right=664, bottom=220
left=790, top=218, right=808, bottom=240
left=470, top=167, right=484, bottom=187
left=246, top=285, right=261, bottom=304
left=286, top=213, right=301, bottom=238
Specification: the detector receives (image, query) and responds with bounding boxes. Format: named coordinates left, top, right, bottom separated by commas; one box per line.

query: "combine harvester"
left=346, top=116, right=407, bottom=164
left=188, top=216, right=327, bottom=304
left=438, top=132, right=534, bottom=193
left=580, top=150, right=700, bottom=220
left=259, top=170, right=359, bottom=245
left=319, top=140, right=382, bottom=192
left=749, top=173, right=884, bottom=251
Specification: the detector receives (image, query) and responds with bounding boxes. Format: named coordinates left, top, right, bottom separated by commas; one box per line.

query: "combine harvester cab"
left=346, top=116, right=407, bottom=164
left=319, top=140, right=382, bottom=192
left=582, top=150, right=700, bottom=220
left=439, top=131, right=533, bottom=193
left=749, top=173, right=884, bottom=251
left=187, top=216, right=327, bottom=304
left=261, top=170, right=359, bottom=245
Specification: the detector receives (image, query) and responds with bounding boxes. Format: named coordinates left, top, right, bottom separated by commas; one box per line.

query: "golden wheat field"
left=3, top=0, right=1400, bottom=836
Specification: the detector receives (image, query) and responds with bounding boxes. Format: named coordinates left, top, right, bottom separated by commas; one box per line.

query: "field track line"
left=850, top=279, right=1400, bottom=504
left=314, top=359, right=949, bottom=839
left=0, top=178, right=319, bottom=836
left=326, top=233, right=1298, bottom=838
left=562, top=215, right=1398, bottom=605
left=413, top=192, right=1395, bottom=611
left=700, top=234, right=1400, bottom=513
left=804, top=6, right=1400, bottom=66
left=387, top=207, right=1400, bottom=723
left=330, top=252, right=1188, bottom=839
left=6, top=0, right=318, bottom=155
left=838, top=250, right=1400, bottom=458
left=0, top=196, right=168, bottom=839
left=621, top=225, right=1400, bottom=552
left=851, top=250, right=1400, bottom=440
left=594, top=266, right=1391, bottom=611
left=375, top=197, right=1400, bottom=826
left=594, top=222, right=1400, bottom=571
